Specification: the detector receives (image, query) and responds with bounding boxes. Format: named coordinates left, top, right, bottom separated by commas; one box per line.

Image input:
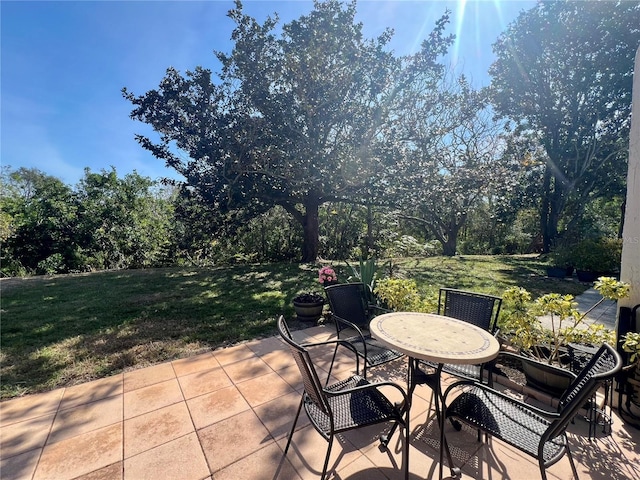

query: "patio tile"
left=59, top=374, right=123, bottom=410
left=186, top=384, right=250, bottom=430
left=343, top=421, right=408, bottom=473
left=213, top=344, right=256, bottom=366
left=171, top=352, right=219, bottom=377
left=48, top=395, right=122, bottom=444
left=334, top=454, right=388, bottom=480
left=0, top=389, right=63, bottom=427
left=1, top=412, right=55, bottom=458
left=0, top=447, right=41, bottom=480
left=311, top=346, right=359, bottom=378
left=253, top=391, right=310, bottom=440
left=260, top=348, right=297, bottom=372
left=123, top=432, right=209, bottom=480
left=245, top=335, right=286, bottom=357
left=73, top=462, right=123, bottom=480
left=197, top=409, right=274, bottom=473
left=123, top=378, right=183, bottom=419
left=123, top=402, right=194, bottom=458
left=459, top=439, right=564, bottom=480
left=123, top=362, right=176, bottom=393
left=177, top=366, right=232, bottom=399
left=222, top=356, right=272, bottom=383
left=214, top=442, right=301, bottom=480
left=422, top=415, right=483, bottom=456
left=277, top=364, right=305, bottom=391
left=275, top=424, right=364, bottom=480
left=236, top=371, right=295, bottom=407
left=567, top=428, right=640, bottom=480
left=34, top=423, right=122, bottom=480
left=3, top=327, right=640, bottom=480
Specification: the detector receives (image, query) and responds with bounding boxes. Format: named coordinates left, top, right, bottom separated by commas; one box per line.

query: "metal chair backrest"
left=438, top=288, right=502, bottom=333
left=325, top=283, right=370, bottom=330
left=277, top=316, right=330, bottom=415
left=548, top=343, right=621, bottom=440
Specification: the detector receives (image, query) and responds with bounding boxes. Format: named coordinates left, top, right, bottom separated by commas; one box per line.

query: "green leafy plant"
left=547, top=243, right=574, bottom=271
left=293, top=292, right=325, bottom=304
left=622, top=332, right=640, bottom=366
left=373, top=278, right=436, bottom=313
left=502, top=277, right=628, bottom=365
left=569, top=238, right=622, bottom=273
left=347, top=257, right=378, bottom=302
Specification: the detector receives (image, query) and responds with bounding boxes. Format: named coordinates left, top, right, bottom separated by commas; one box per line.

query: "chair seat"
left=345, top=335, right=404, bottom=366
left=446, top=386, right=567, bottom=463
left=417, top=360, right=482, bottom=383
left=304, top=375, right=401, bottom=435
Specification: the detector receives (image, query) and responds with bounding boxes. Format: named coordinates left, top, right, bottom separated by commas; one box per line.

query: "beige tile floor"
left=1, top=324, right=639, bottom=480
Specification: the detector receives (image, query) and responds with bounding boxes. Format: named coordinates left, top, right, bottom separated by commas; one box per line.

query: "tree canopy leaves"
left=123, top=0, right=453, bottom=261
left=490, top=0, right=640, bottom=250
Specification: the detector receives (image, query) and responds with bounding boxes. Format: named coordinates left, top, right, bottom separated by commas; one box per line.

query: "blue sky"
left=2, top=0, right=536, bottom=186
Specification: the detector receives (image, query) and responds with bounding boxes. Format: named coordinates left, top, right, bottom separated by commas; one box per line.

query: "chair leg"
left=539, top=459, right=548, bottom=480
left=283, top=397, right=304, bottom=456
left=565, top=444, right=579, bottom=480
left=321, top=435, right=335, bottom=480
left=327, top=345, right=340, bottom=385
left=404, top=407, right=410, bottom=480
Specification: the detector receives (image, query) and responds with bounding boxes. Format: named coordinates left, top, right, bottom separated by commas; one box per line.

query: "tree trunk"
left=442, top=214, right=464, bottom=256
left=540, top=167, right=553, bottom=253
left=365, top=203, right=374, bottom=258
left=301, top=200, right=319, bottom=263
left=442, top=236, right=457, bottom=256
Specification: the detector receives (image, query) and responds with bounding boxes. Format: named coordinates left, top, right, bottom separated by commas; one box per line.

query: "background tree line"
left=2, top=0, right=637, bottom=275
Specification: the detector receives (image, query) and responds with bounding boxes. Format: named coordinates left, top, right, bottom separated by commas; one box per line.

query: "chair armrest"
left=368, top=304, right=392, bottom=315
left=331, top=313, right=368, bottom=342
left=303, top=339, right=361, bottom=380
left=443, top=379, right=562, bottom=420
left=325, top=380, right=409, bottom=412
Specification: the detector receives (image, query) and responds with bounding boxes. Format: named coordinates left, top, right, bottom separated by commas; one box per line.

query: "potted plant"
left=500, top=277, right=629, bottom=396
left=546, top=244, right=574, bottom=278
left=292, top=292, right=325, bottom=323
left=622, top=332, right=640, bottom=392
left=569, top=238, right=622, bottom=282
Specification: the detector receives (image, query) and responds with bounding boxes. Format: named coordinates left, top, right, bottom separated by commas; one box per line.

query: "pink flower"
left=319, top=266, right=338, bottom=284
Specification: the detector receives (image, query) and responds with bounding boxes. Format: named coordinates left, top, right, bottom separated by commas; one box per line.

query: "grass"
left=0, top=255, right=589, bottom=400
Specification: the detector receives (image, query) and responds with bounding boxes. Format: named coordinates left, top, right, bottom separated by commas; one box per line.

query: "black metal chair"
left=442, top=343, right=622, bottom=480
left=616, top=303, right=640, bottom=428
left=415, top=288, right=502, bottom=387
left=324, top=283, right=403, bottom=378
left=277, top=316, right=410, bottom=480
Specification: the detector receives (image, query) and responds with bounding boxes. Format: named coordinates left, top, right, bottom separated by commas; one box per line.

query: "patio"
left=1, top=324, right=639, bottom=480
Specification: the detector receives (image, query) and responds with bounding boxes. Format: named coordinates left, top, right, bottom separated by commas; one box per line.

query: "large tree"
left=490, top=1, right=640, bottom=252
left=123, top=0, right=451, bottom=262
left=0, top=167, right=78, bottom=273
left=393, top=74, right=511, bottom=256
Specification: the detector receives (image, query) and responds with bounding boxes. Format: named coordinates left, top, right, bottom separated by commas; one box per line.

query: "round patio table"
left=370, top=312, right=500, bottom=479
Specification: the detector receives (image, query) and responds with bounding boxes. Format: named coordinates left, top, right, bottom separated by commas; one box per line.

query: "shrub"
left=374, top=278, right=436, bottom=313
left=569, top=237, right=622, bottom=273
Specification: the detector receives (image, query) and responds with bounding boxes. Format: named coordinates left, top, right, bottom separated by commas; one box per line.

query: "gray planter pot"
left=293, top=300, right=324, bottom=323
left=521, top=360, right=574, bottom=397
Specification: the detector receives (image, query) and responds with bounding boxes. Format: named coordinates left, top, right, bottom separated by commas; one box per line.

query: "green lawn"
left=0, top=255, right=588, bottom=399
